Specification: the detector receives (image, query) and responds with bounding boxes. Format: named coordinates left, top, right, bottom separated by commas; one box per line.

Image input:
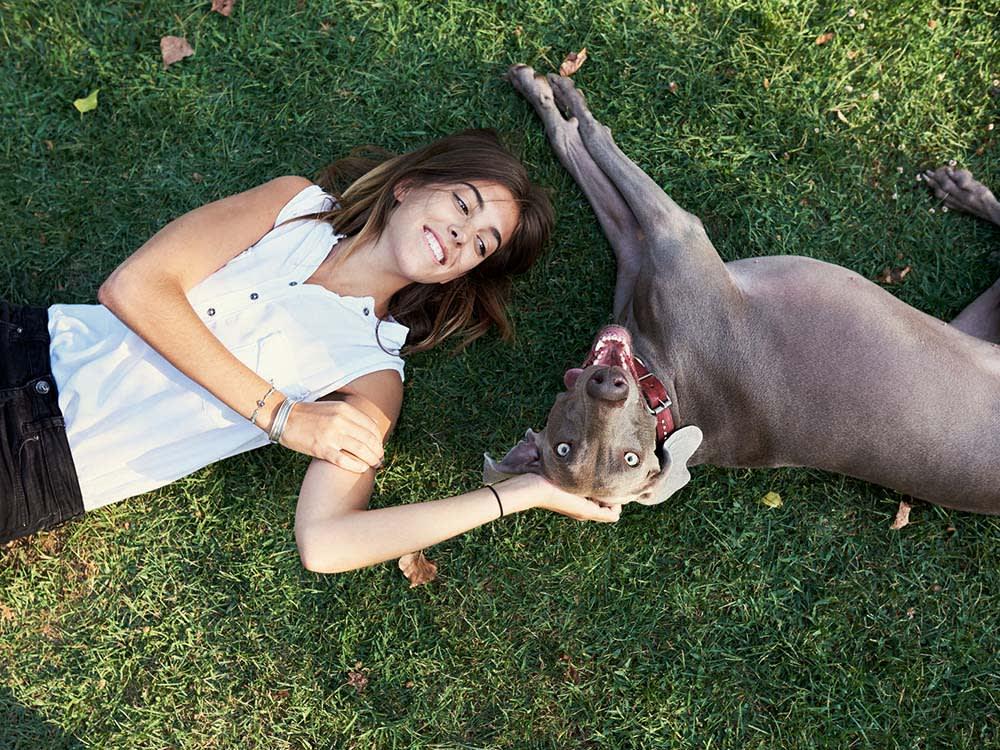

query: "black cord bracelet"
left=486, top=484, right=504, bottom=519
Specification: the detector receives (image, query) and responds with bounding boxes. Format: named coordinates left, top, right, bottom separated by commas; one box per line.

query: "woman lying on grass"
left=1, top=129, right=621, bottom=571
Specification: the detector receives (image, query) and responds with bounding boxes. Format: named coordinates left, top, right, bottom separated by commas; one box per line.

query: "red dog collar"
left=634, top=356, right=674, bottom=444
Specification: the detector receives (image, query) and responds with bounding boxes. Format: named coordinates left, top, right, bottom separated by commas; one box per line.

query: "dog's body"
left=498, top=67, right=1000, bottom=514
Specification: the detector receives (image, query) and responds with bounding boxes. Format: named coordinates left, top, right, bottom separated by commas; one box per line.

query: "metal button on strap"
left=250, top=292, right=259, bottom=300
left=207, top=308, right=216, bottom=316
left=288, top=281, right=298, bottom=286
left=363, top=307, right=370, bottom=316
left=34, top=380, right=51, bottom=395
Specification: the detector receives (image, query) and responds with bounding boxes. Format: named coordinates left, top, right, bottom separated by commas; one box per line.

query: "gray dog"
left=485, top=66, right=999, bottom=515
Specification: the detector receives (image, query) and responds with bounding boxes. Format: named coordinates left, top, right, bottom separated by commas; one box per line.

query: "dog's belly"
left=641, top=255, right=1000, bottom=512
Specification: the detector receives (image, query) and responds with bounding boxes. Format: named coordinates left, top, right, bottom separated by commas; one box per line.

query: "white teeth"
left=425, top=230, right=445, bottom=263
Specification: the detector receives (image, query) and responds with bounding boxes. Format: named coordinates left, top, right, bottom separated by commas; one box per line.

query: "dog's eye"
left=624, top=452, right=640, bottom=467
left=555, top=442, right=571, bottom=457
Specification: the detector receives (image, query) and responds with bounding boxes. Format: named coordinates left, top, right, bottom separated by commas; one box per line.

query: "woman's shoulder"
left=261, top=177, right=336, bottom=227
left=264, top=175, right=315, bottom=195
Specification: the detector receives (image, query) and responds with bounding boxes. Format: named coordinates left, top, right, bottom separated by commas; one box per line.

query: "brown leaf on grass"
left=160, top=36, right=194, bottom=68
left=667, top=81, right=679, bottom=94
left=211, top=0, right=235, bottom=16
left=559, top=48, right=588, bottom=77
left=763, top=77, right=771, bottom=90
left=846, top=49, right=859, bottom=60
left=832, top=108, right=850, bottom=124
left=346, top=662, right=369, bottom=692
left=815, top=32, right=835, bottom=45
left=875, top=265, right=911, bottom=284
left=927, top=19, right=938, bottom=29
left=890, top=499, right=912, bottom=529
left=398, top=550, right=438, bottom=587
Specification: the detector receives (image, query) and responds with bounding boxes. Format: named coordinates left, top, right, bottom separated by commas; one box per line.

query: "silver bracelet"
left=268, top=397, right=298, bottom=444
left=249, top=383, right=277, bottom=426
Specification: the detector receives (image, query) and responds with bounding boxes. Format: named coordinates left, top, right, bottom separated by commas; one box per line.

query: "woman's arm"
left=98, top=176, right=384, bottom=470
left=295, top=370, right=621, bottom=574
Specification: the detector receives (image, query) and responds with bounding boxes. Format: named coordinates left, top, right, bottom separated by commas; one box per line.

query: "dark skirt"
left=0, top=300, right=84, bottom=544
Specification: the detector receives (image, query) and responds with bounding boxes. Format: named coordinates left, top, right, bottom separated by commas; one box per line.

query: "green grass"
left=2, top=0, right=999, bottom=747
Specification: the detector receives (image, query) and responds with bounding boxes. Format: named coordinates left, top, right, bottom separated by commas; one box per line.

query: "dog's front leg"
left=545, top=74, right=731, bottom=290
left=507, top=65, right=644, bottom=316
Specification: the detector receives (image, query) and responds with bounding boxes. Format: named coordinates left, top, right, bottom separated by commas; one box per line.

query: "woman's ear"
left=392, top=179, right=413, bottom=203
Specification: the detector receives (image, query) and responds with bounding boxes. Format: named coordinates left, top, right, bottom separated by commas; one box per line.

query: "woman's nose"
left=449, top=225, right=467, bottom=245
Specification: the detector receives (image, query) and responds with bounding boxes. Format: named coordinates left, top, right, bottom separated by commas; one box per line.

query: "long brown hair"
left=313, top=129, right=553, bottom=355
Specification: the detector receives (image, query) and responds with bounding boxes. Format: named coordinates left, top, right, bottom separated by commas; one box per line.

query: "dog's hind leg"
left=507, top=65, right=644, bottom=314
left=923, top=167, right=1000, bottom=226
left=949, top=278, right=1000, bottom=344
left=923, top=167, right=1000, bottom=343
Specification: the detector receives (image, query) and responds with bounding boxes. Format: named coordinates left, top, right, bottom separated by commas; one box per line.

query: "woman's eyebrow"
left=459, top=181, right=485, bottom=210
left=458, top=182, right=502, bottom=247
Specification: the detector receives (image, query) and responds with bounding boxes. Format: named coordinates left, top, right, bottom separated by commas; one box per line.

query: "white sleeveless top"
left=47, top=185, right=409, bottom=510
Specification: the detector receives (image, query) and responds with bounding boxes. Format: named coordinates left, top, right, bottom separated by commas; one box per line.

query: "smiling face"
left=387, top=180, right=521, bottom=285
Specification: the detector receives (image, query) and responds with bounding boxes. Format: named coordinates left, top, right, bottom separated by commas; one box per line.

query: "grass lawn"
left=2, top=0, right=999, bottom=747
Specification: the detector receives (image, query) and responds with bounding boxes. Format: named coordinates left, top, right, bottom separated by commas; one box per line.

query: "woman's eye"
left=477, top=238, right=487, bottom=257
left=624, top=452, right=640, bottom=467
left=555, top=442, right=571, bottom=457
left=454, top=193, right=469, bottom=215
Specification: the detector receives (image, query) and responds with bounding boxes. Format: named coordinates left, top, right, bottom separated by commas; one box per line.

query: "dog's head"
left=484, top=325, right=702, bottom=505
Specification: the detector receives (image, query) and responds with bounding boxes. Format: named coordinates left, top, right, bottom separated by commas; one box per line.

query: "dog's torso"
left=623, top=253, right=1000, bottom=512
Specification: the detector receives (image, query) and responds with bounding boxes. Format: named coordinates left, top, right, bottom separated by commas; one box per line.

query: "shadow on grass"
left=0, top=688, right=83, bottom=750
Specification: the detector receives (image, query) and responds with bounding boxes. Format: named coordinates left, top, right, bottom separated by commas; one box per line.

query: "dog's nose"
left=586, top=368, right=629, bottom=403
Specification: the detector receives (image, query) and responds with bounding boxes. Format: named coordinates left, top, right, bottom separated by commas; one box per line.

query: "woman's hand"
left=498, top=473, right=622, bottom=523
left=278, top=398, right=385, bottom=472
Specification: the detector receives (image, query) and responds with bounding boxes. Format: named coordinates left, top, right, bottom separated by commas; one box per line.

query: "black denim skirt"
left=0, top=300, right=84, bottom=544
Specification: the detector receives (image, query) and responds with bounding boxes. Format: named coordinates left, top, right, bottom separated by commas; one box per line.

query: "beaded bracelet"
left=249, top=383, right=277, bottom=427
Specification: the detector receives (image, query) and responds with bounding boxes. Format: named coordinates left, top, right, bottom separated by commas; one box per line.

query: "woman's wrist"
left=253, top=391, right=288, bottom=434
left=486, top=474, right=545, bottom=515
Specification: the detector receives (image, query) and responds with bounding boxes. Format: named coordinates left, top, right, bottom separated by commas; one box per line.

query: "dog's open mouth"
left=580, top=325, right=640, bottom=381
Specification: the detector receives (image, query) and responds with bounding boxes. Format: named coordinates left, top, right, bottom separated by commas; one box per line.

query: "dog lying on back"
left=486, top=66, right=1000, bottom=514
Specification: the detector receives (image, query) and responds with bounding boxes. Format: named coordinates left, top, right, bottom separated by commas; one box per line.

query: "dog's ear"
left=633, top=426, right=703, bottom=505
left=483, top=429, right=543, bottom=483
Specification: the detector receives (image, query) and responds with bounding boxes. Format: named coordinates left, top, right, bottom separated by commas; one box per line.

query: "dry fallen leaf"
left=846, top=49, right=859, bottom=60
left=927, top=19, right=938, bottom=29
left=346, top=661, right=369, bottom=692
left=760, top=491, right=783, bottom=509
left=211, top=0, right=235, bottom=16
left=890, top=499, right=912, bottom=529
left=398, top=550, right=438, bottom=587
left=815, top=32, right=835, bottom=45
left=832, top=108, right=850, bottom=124
left=875, top=265, right=912, bottom=284
left=73, top=89, right=99, bottom=113
left=161, top=36, right=194, bottom=68
left=763, top=77, right=771, bottom=90
left=667, top=81, right=679, bottom=94
left=559, top=48, right=588, bottom=77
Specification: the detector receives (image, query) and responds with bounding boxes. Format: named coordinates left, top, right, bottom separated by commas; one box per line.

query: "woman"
left=1, top=129, right=621, bottom=571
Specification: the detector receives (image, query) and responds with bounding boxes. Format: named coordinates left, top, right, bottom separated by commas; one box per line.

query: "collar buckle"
left=646, top=396, right=672, bottom=416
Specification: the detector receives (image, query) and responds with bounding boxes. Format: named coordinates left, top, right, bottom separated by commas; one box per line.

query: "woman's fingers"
left=331, top=451, right=372, bottom=474
left=337, top=433, right=384, bottom=469
left=280, top=400, right=385, bottom=468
